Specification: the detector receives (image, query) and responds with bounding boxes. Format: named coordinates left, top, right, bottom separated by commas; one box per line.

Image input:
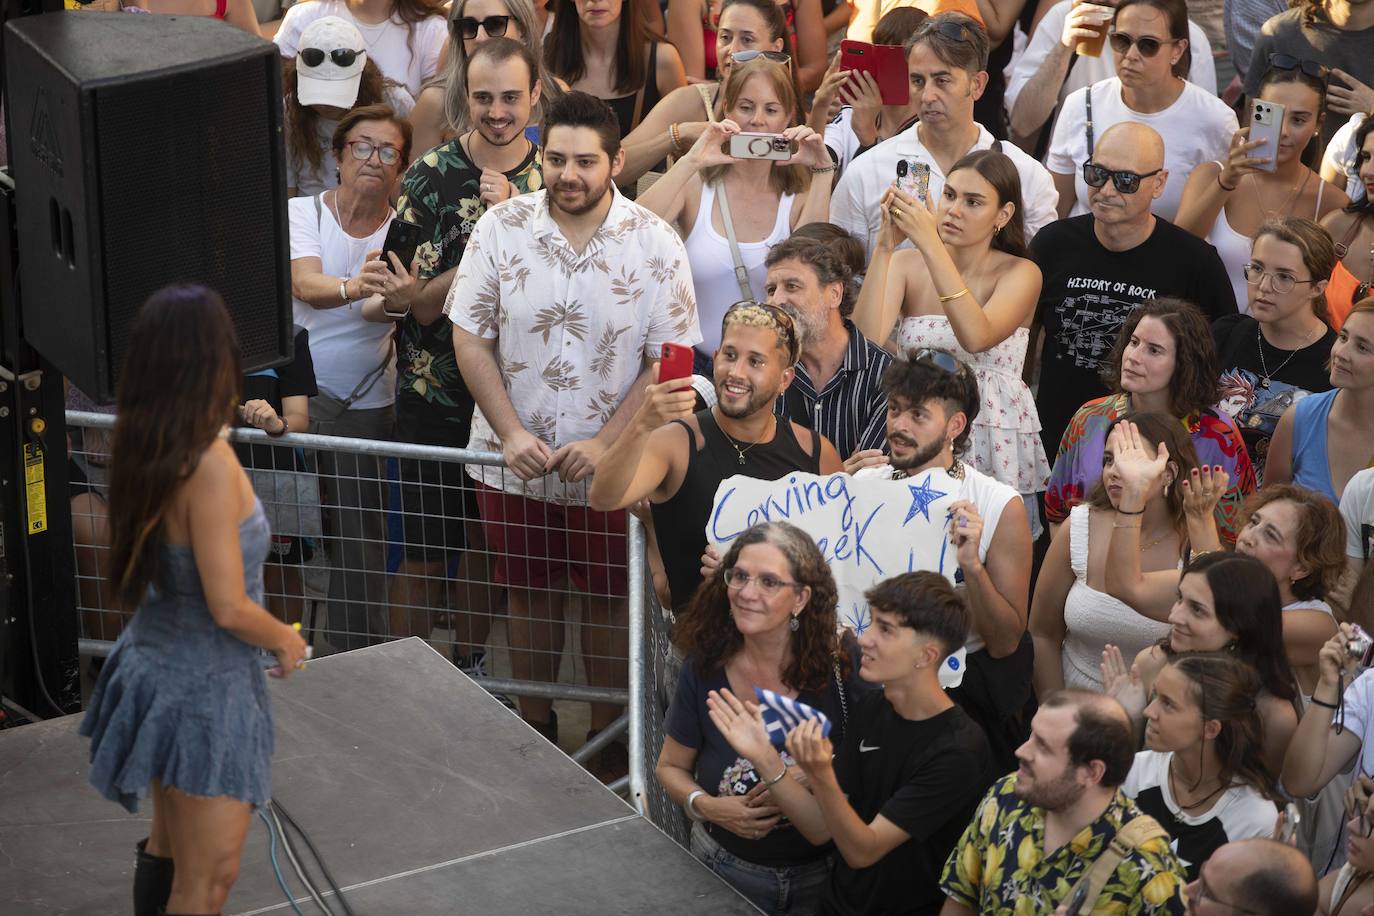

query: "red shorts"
left=475, top=483, right=628, bottom=596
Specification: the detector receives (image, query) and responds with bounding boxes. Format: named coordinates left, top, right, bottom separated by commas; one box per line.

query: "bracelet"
left=761, top=765, right=787, bottom=787
left=669, top=122, right=684, bottom=156
left=340, top=277, right=351, bottom=303
left=810, top=164, right=837, bottom=174
left=266, top=416, right=289, bottom=438
left=1115, top=507, right=1145, bottom=516
left=938, top=287, right=970, bottom=303
left=1112, top=522, right=1142, bottom=529
left=1310, top=695, right=1339, bottom=710
left=1214, top=164, right=1237, bottom=192
left=685, top=789, right=707, bottom=822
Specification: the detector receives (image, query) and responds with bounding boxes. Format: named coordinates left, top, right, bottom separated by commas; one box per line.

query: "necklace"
left=722, top=417, right=775, bottom=465
left=1255, top=323, right=1321, bottom=388
left=1138, top=529, right=1169, bottom=551
left=1167, top=757, right=1228, bottom=813
left=1249, top=170, right=1309, bottom=220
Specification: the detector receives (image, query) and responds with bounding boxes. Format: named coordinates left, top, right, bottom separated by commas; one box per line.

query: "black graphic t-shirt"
left=1211, top=313, right=1335, bottom=482
left=1031, top=215, right=1238, bottom=453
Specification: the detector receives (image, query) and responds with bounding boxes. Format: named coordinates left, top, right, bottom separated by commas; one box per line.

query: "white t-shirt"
left=823, top=106, right=865, bottom=180
left=1338, top=668, right=1374, bottom=778
left=1323, top=113, right=1368, bottom=202
left=1004, top=3, right=1216, bottom=127
left=287, top=194, right=397, bottom=409
left=831, top=122, right=1060, bottom=260
left=1046, top=77, right=1238, bottom=222
left=275, top=0, right=447, bottom=100
left=288, top=84, right=415, bottom=196
left=1342, top=467, right=1374, bottom=561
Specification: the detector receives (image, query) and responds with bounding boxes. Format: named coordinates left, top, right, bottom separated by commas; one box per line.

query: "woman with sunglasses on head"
left=1045, top=297, right=1258, bottom=541
left=276, top=0, right=448, bottom=101
left=1208, top=217, right=1338, bottom=481
left=1176, top=58, right=1349, bottom=309
left=1045, top=0, right=1238, bottom=222
left=668, top=0, right=828, bottom=93
left=656, top=521, right=863, bottom=915
left=638, top=56, right=831, bottom=363
left=408, top=0, right=565, bottom=158
left=1321, top=118, right=1374, bottom=330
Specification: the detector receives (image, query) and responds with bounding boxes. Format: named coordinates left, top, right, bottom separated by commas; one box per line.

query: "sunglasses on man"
left=1081, top=160, right=1162, bottom=194
left=455, top=14, right=510, bottom=40
left=299, top=47, right=361, bottom=68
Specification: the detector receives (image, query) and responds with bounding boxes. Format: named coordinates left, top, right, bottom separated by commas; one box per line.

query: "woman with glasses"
left=1267, top=300, right=1374, bottom=506
left=667, top=0, right=827, bottom=93
left=657, top=521, right=862, bottom=915
left=408, top=0, right=565, bottom=158
left=1176, top=58, right=1349, bottom=310
left=542, top=0, right=686, bottom=143
left=1321, top=118, right=1374, bottom=330
left=1045, top=297, right=1257, bottom=540
left=1208, top=218, right=1337, bottom=481
left=1121, top=652, right=1282, bottom=882
left=275, top=0, right=448, bottom=100
left=1045, top=0, right=1238, bottom=222
left=638, top=56, right=831, bottom=363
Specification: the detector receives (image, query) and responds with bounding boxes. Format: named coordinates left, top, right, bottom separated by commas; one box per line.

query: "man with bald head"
left=940, top=689, right=1190, bottom=915
left=1185, top=839, right=1316, bottom=916
left=1029, top=121, right=1237, bottom=454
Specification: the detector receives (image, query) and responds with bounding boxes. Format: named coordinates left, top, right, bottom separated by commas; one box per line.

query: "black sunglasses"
left=1082, top=160, right=1163, bottom=194
left=725, top=300, right=801, bottom=364
left=910, top=348, right=963, bottom=376
left=1107, top=31, right=1180, bottom=58
left=1267, top=53, right=1330, bottom=82
left=455, top=14, right=510, bottom=40
left=299, top=47, right=361, bottom=68
left=914, top=19, right=974, bottom=44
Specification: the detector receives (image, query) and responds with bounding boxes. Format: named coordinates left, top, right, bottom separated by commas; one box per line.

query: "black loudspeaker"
left=4, top=11, right=291, bottom=402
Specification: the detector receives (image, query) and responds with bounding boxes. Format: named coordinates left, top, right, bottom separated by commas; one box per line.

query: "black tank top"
left=652, top=409, right=821, bottom=610
left=604, top=42, right=663, bottom=140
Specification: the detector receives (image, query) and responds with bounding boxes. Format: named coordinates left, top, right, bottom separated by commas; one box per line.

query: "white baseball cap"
left=295, top=17, right=368, bottom=109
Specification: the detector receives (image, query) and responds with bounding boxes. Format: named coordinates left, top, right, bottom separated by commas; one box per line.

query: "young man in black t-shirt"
left=708, top=572, right=993, bottom=915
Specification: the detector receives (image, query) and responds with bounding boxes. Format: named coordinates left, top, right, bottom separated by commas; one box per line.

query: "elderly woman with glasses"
left=656, top=521, right=864, bottom=916
left=1045, top=0, right=1238, bottom=222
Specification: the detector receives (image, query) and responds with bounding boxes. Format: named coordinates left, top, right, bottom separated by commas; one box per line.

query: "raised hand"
left=1101, top=644, right=1147, bottom=720
left=784, top=717, right=835, bottom=787
left=886, top=185, right=941, bottom=252
left=685, top=118, right=742, bottom=169
left=1179, top=464, right=1229, bottom=519
left=1106, top=421, right=1169, bottom=509
left=1217, top=127, right=1270, bottom=189
left=707, top=687, right=776, bottom=766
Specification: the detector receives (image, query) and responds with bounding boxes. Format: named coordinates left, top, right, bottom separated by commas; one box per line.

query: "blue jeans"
left=690, top=823, right=831, bottom=915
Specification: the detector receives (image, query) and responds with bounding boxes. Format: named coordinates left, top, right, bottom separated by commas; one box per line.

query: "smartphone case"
left=839, top=40, right=910, bottom=107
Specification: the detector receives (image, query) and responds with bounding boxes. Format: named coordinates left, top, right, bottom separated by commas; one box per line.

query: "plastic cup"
left=1076, top=21, right=1108, bottom=57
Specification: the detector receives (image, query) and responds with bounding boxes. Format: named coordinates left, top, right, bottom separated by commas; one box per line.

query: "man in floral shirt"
left=385, top=38, right=543, bottom=676
left=939, top=691, right=1189, bottom=915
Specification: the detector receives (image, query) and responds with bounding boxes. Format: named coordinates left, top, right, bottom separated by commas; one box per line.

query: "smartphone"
left=839, top=40, right=910, bottom=106
left=381, top=217, right=424, bottom=274
left=659, top=342, right=695, bottom=391
left=1277, top=802, right=1301, bottom=844
left=725, top=132, right=797, bottom=161
left=1063, top=883, right=1091, bottom=916
left=1249, top=98, right=1285, bottom=174
left=895, top=158, right=930, bottom=203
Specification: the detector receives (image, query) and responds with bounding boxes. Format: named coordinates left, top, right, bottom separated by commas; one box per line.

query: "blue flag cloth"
left=754, top=687, right=832, bottom=748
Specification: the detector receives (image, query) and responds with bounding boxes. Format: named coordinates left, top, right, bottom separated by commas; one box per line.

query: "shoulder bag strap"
left=696, top=83, right=718, bottom=123
left=1085, top=85, right=1095, bottom=158
left=1064, top=815, right=1169, bottom=913
left=714, top=181, right=755, bottom=301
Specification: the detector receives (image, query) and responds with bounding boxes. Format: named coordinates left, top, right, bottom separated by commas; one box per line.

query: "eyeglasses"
left=730, top=50, right=791, bottom=65
left=344, top=140, right=401, bottom=165
left=723, top=568, right=802, bottom=596
left=914, top=19, right=975, bottom=44
left=724, top=300, right=801, bottom=364
left=1267, top=53, right=1329, bottom=82
left=299, top=47, right=361, bottom=68
left=910, top=347, right=964, bottom=376
left=455, top=14, right=511, bottom=39
left=1107, top=31, right=1181, bottom=58
left=1082, top=160, right=1163, bottom=194
left=1242, top=262, right=1319, bottom=294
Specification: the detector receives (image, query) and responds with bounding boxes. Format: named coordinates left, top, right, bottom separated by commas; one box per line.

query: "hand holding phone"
left=1247, top=99, right=1284, bottom=173
left=381, top=217, right=424, bottom=275
left=725, top=132, right=797, bottom=161
left=658, top=342, right=695, bottom=391
left=895, top=158, right=931, bottom=203
left=839, top=40, right=909, bottom=106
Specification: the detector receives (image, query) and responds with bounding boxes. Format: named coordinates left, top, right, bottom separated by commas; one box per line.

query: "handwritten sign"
left=708, top=470, right=968, bottom=687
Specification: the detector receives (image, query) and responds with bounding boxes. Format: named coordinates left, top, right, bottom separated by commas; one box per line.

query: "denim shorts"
left=690, top=822, right=831, bottom=916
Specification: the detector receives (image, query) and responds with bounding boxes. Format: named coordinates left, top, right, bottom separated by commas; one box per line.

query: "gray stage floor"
left=0, top=638, right=758, bottom=914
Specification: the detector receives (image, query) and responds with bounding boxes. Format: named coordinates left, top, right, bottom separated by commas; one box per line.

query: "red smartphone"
left=659, top=342, right=694, bottom=391
left=839, top=40, right=910, bottom=107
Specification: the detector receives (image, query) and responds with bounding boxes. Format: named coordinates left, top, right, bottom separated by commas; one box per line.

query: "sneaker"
left=455, top=650, right=518, bottom=712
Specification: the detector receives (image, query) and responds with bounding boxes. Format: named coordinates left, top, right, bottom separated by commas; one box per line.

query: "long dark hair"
left=545, top=0, right=661, bottom=96
left=1103, top=297, right=1220, bottom=417
left=674, top=522, right=844, bottom=692
left=391, top=0, right=449, bottom=54
left=282, top=56, right=396, bottom=177
left=947, top=149, right=1028, bottom=258
left=1170, top=553, right=1299, bottom=704
left=1343, top=116, right=1374, bottom=217
left=1088, top=411, right=1201, bottom=543
left=1167, top=652, right=1282, bottom=801
left=107, top=287, right=242, bottom=611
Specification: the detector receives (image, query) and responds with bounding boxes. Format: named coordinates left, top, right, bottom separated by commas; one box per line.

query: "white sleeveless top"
left=1061, top=505, right=1174, bottom=691
left=685, top=180, right=795, bottom=354
left=1207, top=181, right=1326, bottom=316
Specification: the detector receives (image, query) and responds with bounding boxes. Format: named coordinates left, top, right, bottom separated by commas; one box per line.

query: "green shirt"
left=940, top=774, right=1189, bottom=916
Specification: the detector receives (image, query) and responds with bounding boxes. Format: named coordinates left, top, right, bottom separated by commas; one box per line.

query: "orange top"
left=1328, top=259, right=1366, bottom=331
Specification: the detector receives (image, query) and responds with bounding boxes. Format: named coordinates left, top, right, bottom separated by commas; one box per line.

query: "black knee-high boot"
left=134, top=837, right=175, bottom=916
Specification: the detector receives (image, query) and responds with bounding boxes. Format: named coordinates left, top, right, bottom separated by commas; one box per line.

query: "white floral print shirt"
left=447, top=188, right=702, bottom=503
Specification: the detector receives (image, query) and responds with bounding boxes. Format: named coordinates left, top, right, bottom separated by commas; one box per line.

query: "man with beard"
left=449, top=91, right=700, bottom=778
left=379, top=37, right=544, bottom=680
left=850, top=349, right=1033, bottom=772
left=764, top=235, right=892, bottom=460
left=589, top=302, right=844, bottom=611
left=939, top=691, right=1190, bottom=915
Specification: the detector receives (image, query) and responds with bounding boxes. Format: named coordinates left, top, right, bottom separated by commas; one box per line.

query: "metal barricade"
left=67, top=409, right=647, bottom=796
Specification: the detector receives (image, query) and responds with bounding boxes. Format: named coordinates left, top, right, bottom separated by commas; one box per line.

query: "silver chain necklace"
left=1255, top=324, right=1318, bottom=388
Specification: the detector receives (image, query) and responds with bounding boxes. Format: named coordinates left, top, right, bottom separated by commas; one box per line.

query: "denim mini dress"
left=80, top=500, right=275, bottom=813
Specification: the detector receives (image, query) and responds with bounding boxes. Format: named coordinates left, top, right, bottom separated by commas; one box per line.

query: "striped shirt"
left=775, top=320, right=892, bottom=460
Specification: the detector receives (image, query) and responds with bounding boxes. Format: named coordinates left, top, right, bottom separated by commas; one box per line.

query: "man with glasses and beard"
left=1028, top=121, right=1236, bottom=455
left=848, top=349, right=1033, bottom=773
left=590, top=302, right=844, bottom=612
left=449, top=91, right=700, bottom=778
left=939, top=691, right=1190, bottom=915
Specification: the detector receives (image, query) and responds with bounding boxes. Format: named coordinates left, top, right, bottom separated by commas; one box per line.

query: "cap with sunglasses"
left=295, top=17, right=368, bottom=109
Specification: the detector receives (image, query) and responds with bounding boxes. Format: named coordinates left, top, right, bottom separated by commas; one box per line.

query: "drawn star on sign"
left=903, top=472, right=950, bottom=525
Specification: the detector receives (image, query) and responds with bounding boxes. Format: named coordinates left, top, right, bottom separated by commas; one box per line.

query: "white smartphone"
left=895, top=157, right=930, bottom=203
left=725, top=132, right=796, bottom=161
left=1249, top=98, right=1285, bottom=173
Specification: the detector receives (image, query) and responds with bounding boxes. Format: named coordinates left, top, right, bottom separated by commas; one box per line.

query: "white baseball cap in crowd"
left=295, top=17, right=368, bottom=109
